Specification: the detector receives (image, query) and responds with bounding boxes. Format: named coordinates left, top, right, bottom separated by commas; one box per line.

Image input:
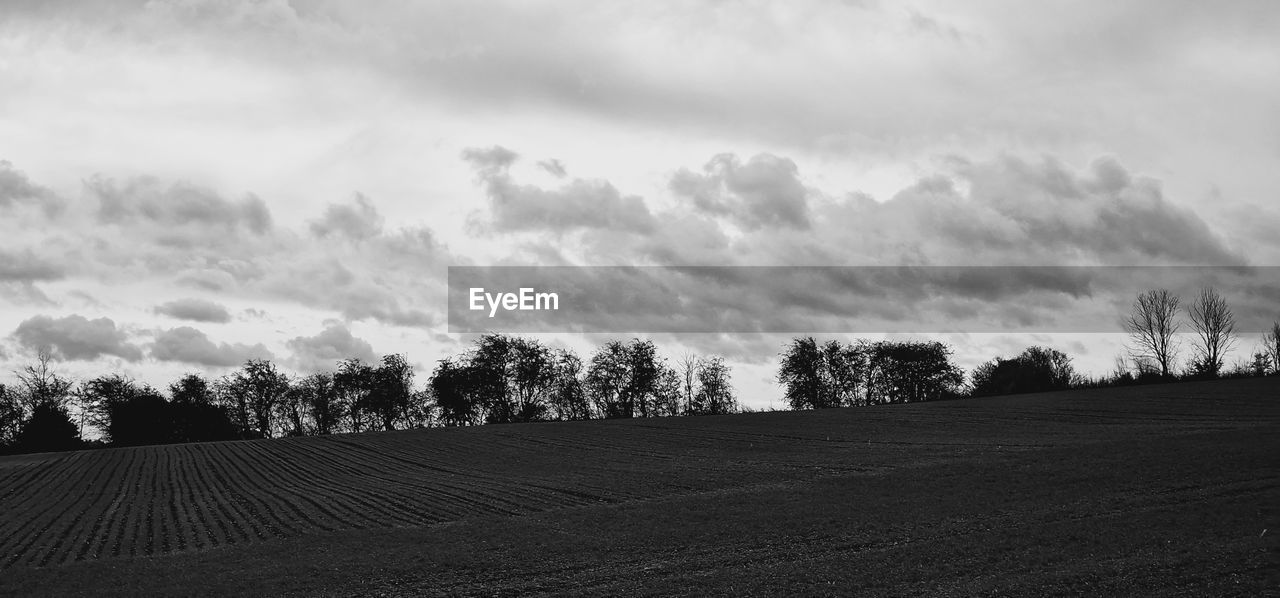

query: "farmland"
left=0, top=377, right=1277, bottom=596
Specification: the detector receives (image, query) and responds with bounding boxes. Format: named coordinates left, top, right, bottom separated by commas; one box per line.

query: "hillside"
left=1, top=377, right=1277, bottom=596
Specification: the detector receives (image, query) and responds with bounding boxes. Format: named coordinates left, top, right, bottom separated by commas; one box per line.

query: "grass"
left=0, top=377, right=1276, bottom=596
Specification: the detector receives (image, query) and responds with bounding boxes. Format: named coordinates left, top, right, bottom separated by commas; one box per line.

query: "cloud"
left=0, top=248, right=65, bottom=282
left=537, top=159, right=568, bottom=178
left=89, top=175, right=272, bottom=236
left=286, top=322, right=377, bottom=372
left=670, top=153, right=812, bottom=230
left=12, top=314, right=144, bottom=361
left=943, top=156, right=1243, bottom=265
left=150, top=326, right=273, bottom=367
left=449, top=152, right=1264, bottom=339
left=463, top=146, right=656, bottom=234
left=153, top=298, right=233, bottom=323
left=0, top=162, right=454, bottom=330
left=310, top=193, right=383, bottom=240
left=0, top=160, right=63, bottom=216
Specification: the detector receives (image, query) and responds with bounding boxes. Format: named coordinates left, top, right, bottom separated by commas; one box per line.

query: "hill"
left=1, top=377, right=1277, bottom=596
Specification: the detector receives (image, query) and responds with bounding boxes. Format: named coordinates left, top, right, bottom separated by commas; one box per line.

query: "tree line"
left=2, top=287, right=1276, bottom=455
left=0, top=334, right=740, bottom=455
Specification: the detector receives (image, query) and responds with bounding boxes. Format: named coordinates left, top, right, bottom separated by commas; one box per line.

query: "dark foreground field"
left=1, top=378, right=1277, bottom=596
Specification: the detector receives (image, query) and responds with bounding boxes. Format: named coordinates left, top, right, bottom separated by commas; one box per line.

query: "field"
left=0, top=377, right=1277, bottom=596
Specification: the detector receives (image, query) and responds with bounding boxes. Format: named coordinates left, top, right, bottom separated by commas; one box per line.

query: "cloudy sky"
left=2, top=0, right=1278, bottom=408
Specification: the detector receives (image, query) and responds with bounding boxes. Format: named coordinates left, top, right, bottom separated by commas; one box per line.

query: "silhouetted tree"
left=971, top=346, right=1076, bottom=397
left=335, top=358, right=375, bottom=433
left=293, top=372, right=343, bottom=435
left=81, top=373, right=235, bottom=445
left=777, top=337, right=832, bottom=409
left=169, top=373, right=216, bottom=406
left=676, top=353, right=700, bottom=416
left=368, top=354, right=415, bottom=430
left=777, top=338, right=868, bottom=409
left=1187, top=287, right=1236, bottom=378
left=220, top=359, right=290, bottom=438
left=100, top=389, right=171, bottom=446
left=1264, top=321, right=1280, bottom=376
left=824, top=340, right=867, bottom=407
left=430, top=357, right=479, bottom=426
left=691, top=356, right=737, bottom=415
left=13, top=351, right=74, bottom=414
left=14, top=403, right=80, bottom=453
left=865, top=341, right=963, bottom=404
left=504, top=339, right=555, bottom=422
left=0, top=383, right=21, bottom=447
left=652, top=367, right=683, bottom=417
left=586, top=339, right=665, bottom=419
left=1124, top=289, right=1180, bottom=378
left=79, top=374, right=150, bottom=440
left=548, top=349, right=590, bottom=421
left=1250, top=350, right=1272, bottom=377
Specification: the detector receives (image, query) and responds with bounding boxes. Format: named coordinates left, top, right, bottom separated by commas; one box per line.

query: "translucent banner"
left=447, top=266, right=1280, bottom=333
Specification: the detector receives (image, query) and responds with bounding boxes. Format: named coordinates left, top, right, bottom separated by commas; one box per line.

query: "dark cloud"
left=286, top=322, right=377, bottom=372
left=670, top=153, right=811, bottom=230
left=453, top=153, right=1262, bottom=338
left=537, top=159, right=568, bottom=178
left=310, top=193, right=383, bottom=240
left=950, top=156, right=1243, bottom=265
left=0, top=248, right=65, bottom=282
left=463, top=146, right=655, bottom=234
left=12, top=314, right=143, bottom=361
left=89, top=176, right=272, bottom=235
left=150, top=326, right=272, bottom=367
left=153, top=298, right=233, bottom=323
left=0, top=161, right=63, bottom=217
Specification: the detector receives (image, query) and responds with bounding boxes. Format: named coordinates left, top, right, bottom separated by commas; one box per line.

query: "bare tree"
left=1187, top=287, right=1236, bottom=377
left=1265, top=321, right=1280, bottom=375
left=692, top=356, right=737, bottom=415
left=1123, top=289, right=1180, bottom=378
left=676, top=353, right=701, bottom=416
left=13, top=350, right=74, bottom=413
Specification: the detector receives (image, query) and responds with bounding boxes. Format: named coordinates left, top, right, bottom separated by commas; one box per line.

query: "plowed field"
left=1, top=377, right=1277, bottom=596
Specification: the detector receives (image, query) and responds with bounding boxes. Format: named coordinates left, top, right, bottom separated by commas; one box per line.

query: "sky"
left=2, top=0, right=1278, bottom=409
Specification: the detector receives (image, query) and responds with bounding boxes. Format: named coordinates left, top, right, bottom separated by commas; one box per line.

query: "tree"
left=293, top=372, right=343, bottom=436
left=220, top=359, right=290, bottom=438
left=676, top=353, right=701, bottom=416
left=971, top=346, right=1076, bottom=397
left=430, top=357, right=478, bottom=426
left=169, top=373, right=216, bottom=406
left=467, top=334, right=517, bottom=423
left=335, top=358, right=375, bottom=433
left=1123, top=289, right=1181, bottom=378
left=823, top=340, right=866, bottom=407
left=0, top=384, right=21, bottom=447
left=1250, top=350, right=1272, bottom=377
left=777, top=337, right=831, bottom=410
left=505, top=339, right=555, bottom=422
left=1264, top=321, right=1280, bottom=375
left=652, top=366, right=683, bottom=417
left=691, top=356, right=736, bottom=415
left=368, top=354, right=415, bottom=430
left=80, top=373, right=235, bottom=446
left=585, top=339, right=664, bottom=419
left=1187, top=287, right=1236, bottom=378
left=865, top=341, right=964, bottom=404
left=548, top=349, right=590, bottom=421
left=13, top=350, right=74, bottom=413
left=13, top=403, right=80, bottom=454
left=78, top=374, right=151, bottom=442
